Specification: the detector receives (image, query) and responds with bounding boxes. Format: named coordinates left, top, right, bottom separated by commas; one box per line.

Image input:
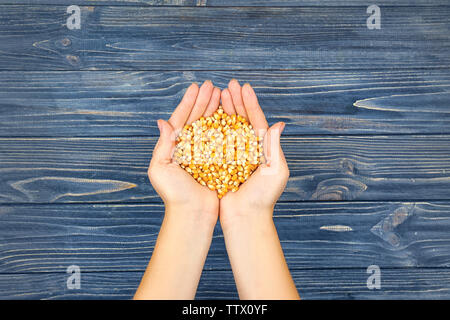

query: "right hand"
left=218, top=80, right=290, bottom=230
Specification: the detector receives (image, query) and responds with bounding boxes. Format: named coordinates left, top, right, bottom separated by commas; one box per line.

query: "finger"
left=152, top=119, right=176, bottom=164
left=228, top=79, right=248, bottom=119
left=168, top=83, right=199, bottom=132
left=263, top=122, right=286, bottom=167
left=203, top=87, right=221, bottom=117
left=221, top=88, right=235, bottom=115
left=186, top=80, right=214, bottom=124
left=242, top=83, right=269, bottom=137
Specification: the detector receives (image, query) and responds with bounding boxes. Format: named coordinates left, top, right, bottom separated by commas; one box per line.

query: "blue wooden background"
left=0, top=0, right=450, bottom=299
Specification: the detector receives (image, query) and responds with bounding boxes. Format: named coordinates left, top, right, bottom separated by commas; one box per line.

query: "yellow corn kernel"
left=173, top=105, right=263, bottom=198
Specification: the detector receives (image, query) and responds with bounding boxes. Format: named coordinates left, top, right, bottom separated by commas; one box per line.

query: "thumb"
left=153, top=119, right=176, bottom=163
left=263, top=122, right=285, bottom=167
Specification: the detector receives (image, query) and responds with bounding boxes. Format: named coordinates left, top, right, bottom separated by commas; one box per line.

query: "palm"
left=219, top=80, right=288, bottom=224
left=220, top=142, right=288, bottom=223
left=150, top=161, right=217, bottom=207
left=148, top=81, right=222, bottom=219
left=222, top=168, right=273, bottom=207
left=148, top=80, right=287, bottom=225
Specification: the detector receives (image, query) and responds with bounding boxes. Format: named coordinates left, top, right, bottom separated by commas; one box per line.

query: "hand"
left=219, top=79, right=289, bottom=230
left=137, top=80, right=298, bottom=300
left=135, top=81, right=222, bottom=300
left=217, top=80, right=298, bottom=300
left=147, top=80, right=221, bottom=228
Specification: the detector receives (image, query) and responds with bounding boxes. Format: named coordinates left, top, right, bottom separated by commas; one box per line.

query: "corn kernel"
left=173, top=106, right=262, bottom=198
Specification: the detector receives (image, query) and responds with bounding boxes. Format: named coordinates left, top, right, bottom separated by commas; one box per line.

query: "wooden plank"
left=1, top=202, right=450, bottom=273
left=1, top=136, right=450, bottom=204
left=0, top=268, right=449, bottom=299
left=199, top=268, right=450, bottom=300
left=1, top=70, right=450, bottom=136
left=0, top=1, right=447, bottom=6
left=0, top=6, right=449, bottom=70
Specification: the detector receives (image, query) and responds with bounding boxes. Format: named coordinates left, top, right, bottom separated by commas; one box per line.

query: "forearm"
left=221, top=210, right=299, bottom=300
left=134, top=206, right=215, bottom=300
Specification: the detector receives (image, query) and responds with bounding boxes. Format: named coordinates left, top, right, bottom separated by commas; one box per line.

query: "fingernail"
left=243, top=83, right=252, bottom=94
left=157, top=119, right=163, bottom=133
left=280, top=122, right=286, bottom=134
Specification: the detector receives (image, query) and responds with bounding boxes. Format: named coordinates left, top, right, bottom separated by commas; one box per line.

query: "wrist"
left=219, top=206, right=274, bottom=235
left=166, top=203, right=218, bottom=231
left=160, top=207, right=216, bottom=255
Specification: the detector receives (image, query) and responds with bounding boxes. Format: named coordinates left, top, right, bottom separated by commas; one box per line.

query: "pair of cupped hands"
left=148, top=79, right=289, bottom=231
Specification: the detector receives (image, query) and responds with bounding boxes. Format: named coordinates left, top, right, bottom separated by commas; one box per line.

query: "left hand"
left=147, top=80, right=222, bottom=227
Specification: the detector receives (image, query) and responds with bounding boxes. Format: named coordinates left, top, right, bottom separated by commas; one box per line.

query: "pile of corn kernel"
left=174, top=106, right=264, bottom=198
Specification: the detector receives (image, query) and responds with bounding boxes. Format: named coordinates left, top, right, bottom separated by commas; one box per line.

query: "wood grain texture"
left=1, top=0, right=449, bottom=301
left=1, top=202, right=450, bottom=273
left=0, top=6, right=449, bottom=70
left=1, top=70, right=450, bottom=136
left=1, top=268, right=449, bottom=299
left=1, top=136, right=450, bottom=203
left=0, top=0, right=447, bottom=6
